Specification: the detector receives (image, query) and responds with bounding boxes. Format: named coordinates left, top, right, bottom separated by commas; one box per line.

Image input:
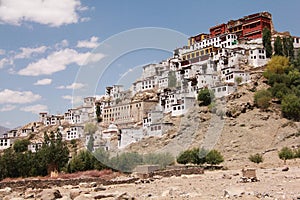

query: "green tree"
left=198, top=88, right=214, bottom=106
left=262, top=27, right=272, bottom=58
left=109, top=152, right=143, bottom=172
left=274, top=36, right=283, bottom=56
left=270, top=83, right=291, bottom=100
left=177, top=149, right=193, bottom=165
left=13, top=139, right=30, bottom=153
left=168, top=71, right=177, bottom=88
left=96, top=105, right=102, bottom=123
left=278, top=147, right=294, bottom=164
left=38, top=131, right=69, bottom=174
left=87, top=134, right=94, bottom=152
left=249, top=153, right=263, bottom=164
left=282, top=37, right=294, bottom=60
left=266, top=56, right=290, bottom=75
left=84, top=123, right=98, bottom=135
left=281, top=94, right=300, bottom=121
left=254, top=89, right=272, bottom=109
left=205, top=149, right=224, bottom=165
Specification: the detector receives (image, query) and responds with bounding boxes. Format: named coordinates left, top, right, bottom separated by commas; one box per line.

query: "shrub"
left=13, top=139, right=30, bottom=153
left=266, top=56, right=290, bottom=74
left=198, top=88, right=214, bottom=106
left=205, top=149, right=224, bottom=165
left=143, top=152, right=174, bottom=169
left=282, top=94, right=300, bottom=121
left=294, top=148, right=300, bottom=158
left=249, top=153, right=263, bottom=164
left=109, top=152, right=143, bottom=172
left=254, top=89, right=272, bottom=109
left=177, top=149, right=193, bottom=165
left=270, top=83, right=291, bottom=100
left=278, top=147, right=294, bottom=163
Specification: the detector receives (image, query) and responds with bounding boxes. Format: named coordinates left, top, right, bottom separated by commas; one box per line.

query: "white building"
left=211, top=84, right=236, bottom=98
left=65, top=125, right=84, bottom=140
left=248, top=47, right=268, bottom=68
left=171, top=96, right=195, bottom=116
left=0, top=137, right=11, bottom=150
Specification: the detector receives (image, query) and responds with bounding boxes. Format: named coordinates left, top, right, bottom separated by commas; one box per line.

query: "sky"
left=0, top=0, right=300, bottom=129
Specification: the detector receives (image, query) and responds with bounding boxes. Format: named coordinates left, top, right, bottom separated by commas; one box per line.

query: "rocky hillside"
left=0, top=126, right=9, bottom=136
left=125, top=71, right=300, bottom=169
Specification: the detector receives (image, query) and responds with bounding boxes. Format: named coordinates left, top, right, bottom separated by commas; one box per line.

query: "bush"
left=205, top=150, right=224, bottom=165
left=198, top=88, right=214, bottom=106
left=254, top=89, right=272, bottom=109
left=294, top=148, right=300, bottom=158
left=270, top=83, right=291, bottom=100
left=109, top=152, right=143, bottom=172
left=249, top=153, right=263, bottom=164
left=282, top=94, right=300, bottom=121
left=177, top=149, right=193, bottom=165
left=13, top=139, right=30, bottom=153
left=266, top=56, right=290, bottom=74
left=143, top=152, right=174, bottom=169
left=278, top=147, right=294, bottom=163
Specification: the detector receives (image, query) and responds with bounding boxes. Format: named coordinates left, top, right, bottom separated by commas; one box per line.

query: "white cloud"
left=0, top=58, right=9, bottom=68
left=0, top=49, right=5, bottom=55
left=0, top=0, right=87, bottom=27
left=20, top=104, right=48, bottom=114
left=0, top=89, right=41, bottom=104
left=34, top=78, right=52, bottom=85
left=15, top=46, right=48, bottom=59
left=62, top=95, right=82, bottom=105
left=0, top=104, right=16, bottom=112
left=18, top=48, right=104, bottom=76
left=57, top=82, right=85, bottom=90
left=77, top=36, right=99, bottom=49
left=55, top=39, right=69, bottom=49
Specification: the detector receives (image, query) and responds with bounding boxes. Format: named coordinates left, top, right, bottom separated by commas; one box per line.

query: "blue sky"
left=0, top=0, right=300, bottom=129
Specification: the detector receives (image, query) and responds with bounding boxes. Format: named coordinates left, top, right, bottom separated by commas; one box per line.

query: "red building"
left=209, top=23, right=227, bottom=38
left=209, top=12, right=273, bottom=40
left=242, top=12, right=272, bottom=39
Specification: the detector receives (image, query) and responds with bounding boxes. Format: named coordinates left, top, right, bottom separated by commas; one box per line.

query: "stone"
left=79, top=182, right=89, bottom=188
left=36, top=189, right=62, bottom=200
left=93, top=193, right=115, bottom=199
left=282, top=166, right=289, bottom=171
left=89, top=182, right=97, bottom=187
left=224, top=187, right=245, bottom=198
left=70, top=189, right=81, bottom=200
left=93, top=186, right=106, bottom=192
left=0, top=187, right=12, bottom=194
left=74, top=193, right=93, bottom=200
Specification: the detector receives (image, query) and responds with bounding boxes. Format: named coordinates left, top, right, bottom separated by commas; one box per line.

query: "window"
left=223, top=87, right=226, bottom=91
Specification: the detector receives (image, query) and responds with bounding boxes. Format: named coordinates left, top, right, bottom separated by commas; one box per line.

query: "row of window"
left=104, top=103, right=142, bottom=113
left=173, top=105, right=185, bottom=111
left=150, top=125, right=162, bottom=131
left=212, top=87, right=227, bottom=93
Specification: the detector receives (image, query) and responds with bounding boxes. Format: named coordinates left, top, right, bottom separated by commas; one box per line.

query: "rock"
left=89, top=182, right=97, bottom=187
left=24, top=193, right=35, bottom=199
left=93, top=193, right=115, bottom=199
left=6, top=198, right=24, bottom=200
left=233, top=173, right=239, bottom=176
left=79, top=182, right=89, bottom=188
left=93, top=186, right=106, bottom=192
left=282, top=166, right=289, bottom=171
left=222, top=173, right=232, bottom=179
left=224, top=187, right=245, bottom=198
left=74, top=193, right=93, bottom=200
left=36, top=189, right=62, bottom=200
left=115, top=192, right=134, bottom=200
left=58, top=196, right=72, bottom=200
left=70, top=189, right=81, bottom=199
left=0, top=187, right=12, bottom=194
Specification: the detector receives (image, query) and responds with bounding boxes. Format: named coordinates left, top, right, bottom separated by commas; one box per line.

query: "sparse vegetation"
left=278, top=147, right=294, bottom=164
left=249, top=153, right=263, bottom=164
left=254, top=89, right=272, bottom=109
